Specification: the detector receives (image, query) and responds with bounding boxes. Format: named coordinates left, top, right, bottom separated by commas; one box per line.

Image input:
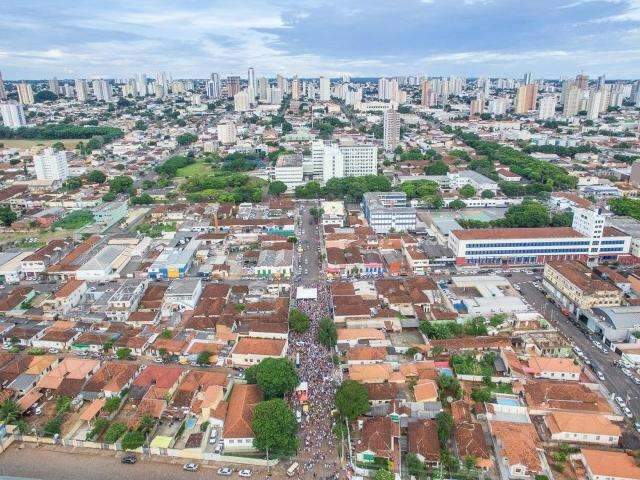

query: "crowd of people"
left=287, top=281, right=343, bottom=480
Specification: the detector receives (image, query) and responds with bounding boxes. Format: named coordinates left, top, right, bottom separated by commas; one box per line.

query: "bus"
left=287, top=462, right=299, bottom=477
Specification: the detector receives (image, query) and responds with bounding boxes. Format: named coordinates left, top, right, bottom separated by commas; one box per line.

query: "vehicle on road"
left=596, top=371, right=605, bottom=381
left=635, top=422, right=640, bottom=433
left=238, top=469, right=252, bottom=478
left=121, top=454, right=137, bottom=464
left=624, top=407, right=633, bottom=419
left=183, top=463, right=199, bottom=472
left=217, top=467, right=233, bottom=476
left=287, top=462, right=299, bottom=477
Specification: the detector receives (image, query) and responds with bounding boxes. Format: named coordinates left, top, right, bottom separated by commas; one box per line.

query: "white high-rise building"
left=34, top=148, right=69, bottom=181
left=488, top=97, right=508, bottom=115
left=538, top=95, right=557, bottom=120
left=92, top=79, right=112, bottom=102
left=271, top=87, right=283, bottom=105
left=136, top=74, right=148, bottom=96
left=63, top=84, right=75, bottom=98
left=48, top=78, right=60, bottom=95
left=291, top=76, right=301, bottom=100
left=312, top=140, right=378, bottom=184
left=17, top=83, right=34, bottom=105
left=217, top=123, right=237, bottom=145
left=234, top=90, right=250, bottom=112
left=563, top=86, right=582, bottom=117
left=0, top=101, right=27, bottom=128
left=587, top=90, right=602, bottom=120
left=0, top=71, right=6, bottom=100
left=383, top=110, right=400, bottom=151
left=206, top=73, right=221, bottom=99
left=247, top=67, right=256, bottom=100
left=75, top=79, right=88, bottom=102
left=319, top=76, right=330, bottom=101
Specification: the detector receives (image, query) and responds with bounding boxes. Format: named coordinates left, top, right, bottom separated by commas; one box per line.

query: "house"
left=528, top=356, right=581, bottom=381
left=580, top=448, right=640, bottom=480
left=546, top=411, right=621, bottom=446
left=413, top=379, right=439, bottom=403
left=31, top=322, right=81, bottom=350
left=229, top=337, right=287, bottom=367
left=222, top=383, right=262, bottom=452
left=354, top=416, right=400, bottom=472
left=82, top=362, right=141, bottom=399
left=42, top=279, right=87, bottom=318
left=106, top=279, right=147, bottom=322
left=490, top=421, right=545, bottom=479
left=36, top=357, right=100, bottom=397
left=407, top=419, right=440, bottom=467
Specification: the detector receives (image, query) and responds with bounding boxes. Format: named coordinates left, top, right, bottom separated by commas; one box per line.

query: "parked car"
left=183, top=463, right=199, bottom=472
left=214, top=443, right=223, bottom=454
left=121, top=454, right=137, bottom=464
left=238, top=469, right=252, bottom=478
left=624, top=407, right=633, bottom=419
left=217, top=467, right=233, bottom=476
left=635, top=422, right=640, bottom=434
left=209, top=430, right=218, bottom=444
left=596, top=371, right=605, bottom=381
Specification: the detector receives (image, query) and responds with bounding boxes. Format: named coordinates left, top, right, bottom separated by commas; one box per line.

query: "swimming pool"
left=185, top=417, right=197, bottom=429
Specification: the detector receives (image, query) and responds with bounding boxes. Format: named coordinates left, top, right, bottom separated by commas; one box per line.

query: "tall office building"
left=75, top=79, right=88, bottom=102
left=247, top=67, right=256, bottom=100
left=538, top=95, right=557, bottom=120
left=319, top=76, right=330, bottom=101
left=48, top=77, right=60, bottom=95
left=17, top=83, right=34, bottom=105
left=563, top=86, right=582, bottom=117
left=226, top=76, right=240, bottom=98
left=291, top=76, right=300, bottom=100
left=206, top=73, right=221, bottom=99
left=383, top=110, right=400, bottom=152
left=92, top=79, right=112, bottom=102
left=0, top=71, right=6, bottom=100
left=34, top=148, right=69, bottom=181
left=234, top=90, right=250, bottom=112
left=514, top=84, right=537, bottom=114
left=0, top=101, right=27, bottom=128
left=420, top=80, right=431, bottom=107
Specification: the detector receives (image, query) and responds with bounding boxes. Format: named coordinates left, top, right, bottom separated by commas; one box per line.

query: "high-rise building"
left=311, top=140, right=378, bottom=184
left=470, top=98, right=484, bottom=116
left=575, top=74, right=589, bottom=90
left=597, top=75, right=606, bottom=90
left=383, top=110, right=400, bottom=152
left=514, top=84, right=537, bottom=114
left=488, top=97, right=508, bottom=116
left=319, top=76, right=330, bottom=101
left=217, top=123, right=237, bottom=145
left=420, top=80, right=431, bottom=107
left=0, top=101, right=27, bottom=128
left=271, top=87, right=283, bottom=105
left=234, top=90, right=250, bottom=112
left=75, top=79, right=88, bottom=102
left=258, top=77, right=269, bottom=101
left=136, top=74, right=148, bottom=96
left=291, top=76, right=301, bottom=100
left=523, top=72, right=532, bottom=85
left=205, top=73, right=220, bottom=99
left=226, top=76, right=240, bottom=98
left=0, top=71, right=6, bottom=100
left=34, top=148, right=69, bottom=181
left=17, top=83, right=34, bottom=105
left=538, top=95, right=557, bottom=120
left=587, top=90, right=602, bottom=120
left=92, top=79, right=112, bottom=102
left=63, top=84, right=75, bottom=98
left=563, top=86, right=582, bottom=117
left=48, top=77, right=60, bottom=95
left=378, top=77, right=388, bottom=100
left=247, top=67, right=256, bottom=100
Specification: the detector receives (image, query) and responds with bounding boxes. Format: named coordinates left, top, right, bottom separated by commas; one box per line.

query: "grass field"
left=175, top=161, right=213, bottom=178
left=0, top=139, right=84, bottom=150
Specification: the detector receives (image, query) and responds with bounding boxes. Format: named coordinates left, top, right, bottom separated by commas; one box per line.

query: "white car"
left=209, top=430, right=218, bottom=444
left=217, top=467, right=232, bottom=476
left=238, top=470, right=252, bottom=478
left=48, top=348, right=60, bottom=354
left=183, top=463, right=199, bottom=472
left=624, top=407, right=633, bottom=419
left=596, top=371, right=605, bottom=381
left=214, top=443, right=223, bottom=454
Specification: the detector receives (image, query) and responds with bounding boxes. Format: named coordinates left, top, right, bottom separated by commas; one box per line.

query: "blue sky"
left=2, top=0, right=640, bottom=79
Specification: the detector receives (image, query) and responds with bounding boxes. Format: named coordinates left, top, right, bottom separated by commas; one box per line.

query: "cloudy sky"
left=2, top=0, right=640, bottom=79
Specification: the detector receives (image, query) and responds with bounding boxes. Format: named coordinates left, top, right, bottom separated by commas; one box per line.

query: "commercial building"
left=34, top=148, right=69, bottom=182
left=148, top=236, right=200, bottom=279
left=311, top=140, right=377, bottom=184
left=273, top=154, right=304, bottom=190
left=449, top=208, right=630, bottom=266
left=363, top=192, right=416, bottom=234
left=0, top=101, right=27, bottom=128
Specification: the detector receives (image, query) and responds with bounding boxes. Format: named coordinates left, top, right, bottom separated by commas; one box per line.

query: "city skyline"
left=2, top=0, right=640, bottom=79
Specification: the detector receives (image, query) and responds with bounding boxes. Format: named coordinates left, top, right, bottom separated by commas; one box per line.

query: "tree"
left=436, top=412, right=454, bottom=447
left=335, top=380, right=370, bottom=421
left=317, top=318, right=337, bottom=348
left=0, top=204, right=17, bottom=226
left=51, top=141, right=65, bottom=151
left=130, top=193, right=154, bottom=205
left=252, top=399, right=298, bottom=457
left=109, top=175, right=134, bottom=195
left=405, top=453, right=428, bottom=479
left=103, top=396, right=121, bottom=413
left=289, top=309, right=310, bottom=333
left=34, top=90, right=58, bottom=102
left=102, top=192, right=116, bottom=202
left=197, top=351, right=211, bottom=365
left=121, top=430, right=145, bottom=450
left=104, top=422, right=127, bottom=443
left=425, top=161, right=450, bottom=175
left=254, top=357, right=299, bottom=399
left=44, top=416, right=63, bottom=436
left=374, top=470, right=394, bottom=480
left=0, top=399, right=21, bottom=423
left=176, top=133, right=198, bottom=145
left=62, top=176, right=83, bottom=191
left=481, top=189, right=495, bottom=199
left=87, top=170, right=107, bottom=184
left=459, top=184, right=476, bottom=199
left=268, top=181, right=287, bottom=197
left=448, top=199, right=466, bottom=210
left=116, top=347, right=131, bottom=360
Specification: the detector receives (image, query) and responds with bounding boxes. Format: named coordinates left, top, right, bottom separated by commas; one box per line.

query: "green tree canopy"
left=289, top=309, right=310, bottom=333
left=317, top=317, right=337, bottom=348
left=176, top=133, right=198, bottom=145
left=425, top=161, right=450, bottom=175
left=252, top=399, right=299, bottom=457
left=109, top=175, right=134, bottom=195
left=268, top=180, right=287, bottom=196
left=87, top=170, right=107, bottom=184
left=253, top=357, right=299, bottom=399
left=335, top=380, right=370, bottom=421
left=121, top=430, right=145, bottom=450
left=374, top=469, right=394, bottom=480
left=459, top=184, right=476, bottom=198
left=0, top=204, right=17, bottom=226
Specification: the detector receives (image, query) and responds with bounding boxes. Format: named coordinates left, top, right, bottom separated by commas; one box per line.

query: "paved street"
left=511, top=272, right=640, bottom=447
left=295, top=200, right=322, bottom=284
